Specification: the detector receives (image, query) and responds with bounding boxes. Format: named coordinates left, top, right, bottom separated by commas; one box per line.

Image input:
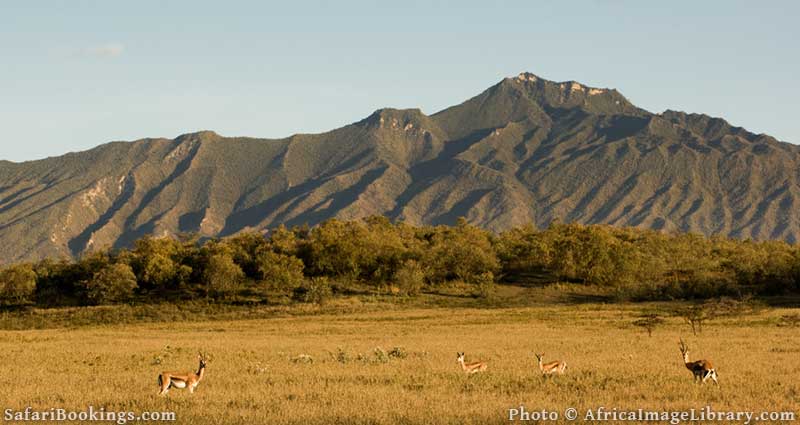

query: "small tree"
left=677, top=304, right=709, bottom=335
left=204, top=253, right=245, bottom=299
left=86, top=263, right=138, bottom=304
left=255, top=249, right=305, bottom=291
left=130, top=236, right=193, bottom=290
left=0, top=264, right=37, bottom=305
left=632, top=313, right=665, bottom=337
left=394, top=260, right=425, bottom=296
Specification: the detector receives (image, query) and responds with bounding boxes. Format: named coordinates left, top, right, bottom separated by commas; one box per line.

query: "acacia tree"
left=632, top=313, right=665, bottom=337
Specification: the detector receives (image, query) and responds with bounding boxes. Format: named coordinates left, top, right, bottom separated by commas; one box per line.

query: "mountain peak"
left=508, top=72, right=610, bottom=97
left=175, top=130, right=221, bottom=142
left=1, top=73, right=798, bottom=264
left=491, top=72, right=643, bottom=117
left=514, top=72, right=540, bottom=83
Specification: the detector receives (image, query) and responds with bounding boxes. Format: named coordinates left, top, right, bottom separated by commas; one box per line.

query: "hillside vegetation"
left=3, top=73, right=800, bottom=264
left=2, top=218, right=799, bottom=317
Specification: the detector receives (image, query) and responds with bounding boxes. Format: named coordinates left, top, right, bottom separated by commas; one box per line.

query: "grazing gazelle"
left=679, top=339, right=718, bottom=385
left=534, top=353, right=567, bottom=375
left=456, top=352, right=488, bottom=374
left=157, top=353, right=208, bottom=395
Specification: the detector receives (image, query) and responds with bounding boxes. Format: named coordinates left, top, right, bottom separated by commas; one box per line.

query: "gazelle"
left=679, top=339, right=718, bottom=385
left=157, top=353, right=207, bottom=395
left=534, top=353, right=567, bottom=375
left=456, top=352, right=488, bottom=374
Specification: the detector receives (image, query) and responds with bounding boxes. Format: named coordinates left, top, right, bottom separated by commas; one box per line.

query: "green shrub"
left=224, top=231, right=269, bottom=278
left=388, top=346, right=408, bottom=359
left=86, top=263, right=138, bottom=304
left=203, top=253, right=245, bottom=299
left=334, top=347, right=350, bottom=363
left=129, top=236, right=195, bottom=290
left=0, top=264, right=37, bottom=305
left=372, top=347, right=389, bottom=363
left=293, top=277, right=332, bottom=305
left=255, top=249, right=305, bottom=291
left=423, top=219, right=500, bottom=285
left=394, top=260, right=425, bottom=296
left=472, top=271, right=495, bottom=299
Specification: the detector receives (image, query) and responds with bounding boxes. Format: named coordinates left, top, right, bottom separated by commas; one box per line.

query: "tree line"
left=1, top=217, right=799, bottom=307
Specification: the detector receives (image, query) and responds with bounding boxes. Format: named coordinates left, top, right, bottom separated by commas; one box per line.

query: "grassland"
left=1, top=287, right=799, bottom=424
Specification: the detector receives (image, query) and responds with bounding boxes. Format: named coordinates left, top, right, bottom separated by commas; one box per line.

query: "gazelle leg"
left=158, top=377, right=170, bottom=395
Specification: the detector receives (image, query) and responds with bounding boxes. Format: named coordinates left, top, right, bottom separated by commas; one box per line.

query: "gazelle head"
left=456, top=352, right=465, bottom=363
left=534, top=353, right=544, bottom=363
left=679, top=339, right=690, bottom=361
left=198, top=352, right=208, bottom=369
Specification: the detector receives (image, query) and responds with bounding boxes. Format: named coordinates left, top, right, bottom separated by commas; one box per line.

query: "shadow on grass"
left=758, top=295, right=800, bottom=308
left=2, top=282, right=796, bottom=330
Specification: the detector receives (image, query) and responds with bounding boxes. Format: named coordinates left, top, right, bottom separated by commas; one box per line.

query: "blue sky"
left=2, top=1, right=798, bottom=162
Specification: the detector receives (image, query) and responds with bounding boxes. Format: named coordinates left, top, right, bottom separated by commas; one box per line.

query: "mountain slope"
left=1, top=72, right=799, bottom=263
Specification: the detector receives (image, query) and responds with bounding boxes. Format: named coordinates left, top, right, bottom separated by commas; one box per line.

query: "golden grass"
left=1, top=302, right=798, bottom=424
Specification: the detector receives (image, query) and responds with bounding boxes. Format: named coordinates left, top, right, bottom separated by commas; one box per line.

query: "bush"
left=86, top=263, right=138, bottom=304
left=293, top=277, right=332, bottom=305
left=255, top=248, right=305, bottom=291
left=129, top=236, right=194, bottom=290
left=299, top=218, right=423, bottom=285
left=203, top=253, right=245, bottom=299
left=424, top=219, right=500, bottom=284
left=224, top=231, right=269, bottom=278
left=0, top=264, right=37, bottom=305
left=472, top=271, right=495, bottom=299
left=388, top=346, right=408, bottom=359
left=394, top=260, right=425, bottom=296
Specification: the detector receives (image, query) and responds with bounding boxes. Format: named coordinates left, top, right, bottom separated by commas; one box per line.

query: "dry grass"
left=1, top=302, right=798, bottom=424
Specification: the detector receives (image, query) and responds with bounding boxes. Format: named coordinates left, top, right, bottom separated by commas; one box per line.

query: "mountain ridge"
left=1, top=72, right=799, bottom=264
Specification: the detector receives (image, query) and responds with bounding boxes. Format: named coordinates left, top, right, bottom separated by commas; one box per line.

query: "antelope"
left=157, top=353, right=207, bottom=395
left=456, top=352, right=488, bottom=374
left=679, top=339, right=718, bottom=385
left=534, top=353, right=567, bottom=375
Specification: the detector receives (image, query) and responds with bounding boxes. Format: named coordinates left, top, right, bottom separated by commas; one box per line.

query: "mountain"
left=1, top=72, right=799, bottom=263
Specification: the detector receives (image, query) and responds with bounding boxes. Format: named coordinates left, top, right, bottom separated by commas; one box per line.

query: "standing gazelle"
left=157, top=353, right=208, bottom=395
left=456, top=352, right=488, bottom=374
left=679, top=339, right=718, bottom=385
left=534, top=353, right=567, bottom=375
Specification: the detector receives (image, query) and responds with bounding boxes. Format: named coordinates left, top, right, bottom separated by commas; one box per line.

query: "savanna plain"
left=1, top=288, right=798, bottom=425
